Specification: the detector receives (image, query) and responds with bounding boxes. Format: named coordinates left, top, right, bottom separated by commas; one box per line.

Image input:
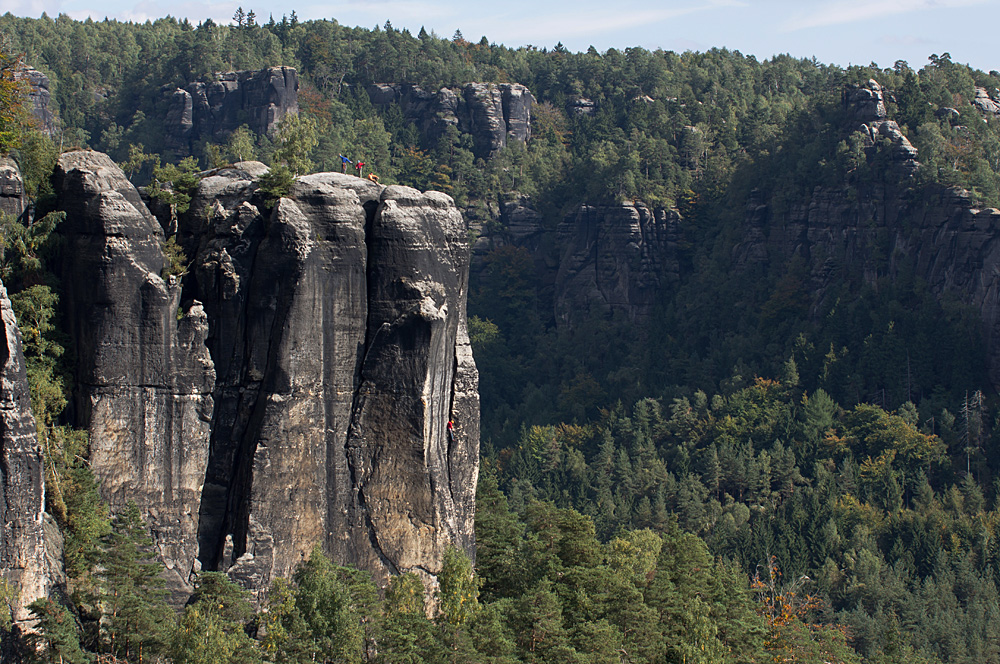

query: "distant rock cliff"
left=164, top=67, right=299, bottom=155
left=366, top=82, right=534, bottom=159
left=50, top=152, right=478, bottom=600
left=18, top=67, right=58, bottom=138
left=472, top=196, right=683, bottom=328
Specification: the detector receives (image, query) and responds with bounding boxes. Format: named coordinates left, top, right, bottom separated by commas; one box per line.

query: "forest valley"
left=3, top=9, right=1000, bottom=664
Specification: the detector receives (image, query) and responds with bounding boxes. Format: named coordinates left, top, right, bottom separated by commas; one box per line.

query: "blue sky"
left=7, top=0, right=1000, bottom=73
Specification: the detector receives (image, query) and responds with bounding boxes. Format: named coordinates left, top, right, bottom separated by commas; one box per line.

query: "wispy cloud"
left=5, top=0, right=61, bottom=17
left=487, top=0, right=745, bottom=43
left=297, top=0, right=455, bottom=26
left=781, top=0, right=988, bottom=31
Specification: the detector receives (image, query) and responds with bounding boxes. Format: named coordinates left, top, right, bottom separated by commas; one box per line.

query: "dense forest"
left=4, top=9, right=1000, bottom=663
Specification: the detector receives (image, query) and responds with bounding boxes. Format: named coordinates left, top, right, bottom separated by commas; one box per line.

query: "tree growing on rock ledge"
left=272, top=113, right=319, bottom=175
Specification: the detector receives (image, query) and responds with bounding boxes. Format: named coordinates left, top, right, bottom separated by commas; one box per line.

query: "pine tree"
left=97, top=501, right=173, bottom=663
left=170, top=572, right=262, bottom=664
left=27, top=598, right=88, bottom=664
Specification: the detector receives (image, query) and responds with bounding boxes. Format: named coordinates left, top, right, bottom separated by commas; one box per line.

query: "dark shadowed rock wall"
left=471, top=198, right=683, bottom=328
left=366, top=82, right=534, bottom=159
left=164, top=67, right=299, bottom=155
left=50, top=153, right=478, bottom=600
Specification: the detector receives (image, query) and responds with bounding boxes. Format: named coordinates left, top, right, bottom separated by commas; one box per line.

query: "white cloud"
left=4, top=0, right=60, bottom=17
left=781, top=0, right=988, bottom=31
left=297, top=0, right=454, bottom=25
left=486, top=0, right=746, bottom=43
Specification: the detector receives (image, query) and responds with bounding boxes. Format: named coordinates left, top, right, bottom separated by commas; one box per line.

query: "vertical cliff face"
left=366, top=82, right=534, bottom=159
left=164, top=67, right=299, bottom=154
left=52, top=151, right=215, bottom=599
left=50, top=153, right=478, bottom=599
left=471, top=198, right=684, bottom=329
left=18, top=67, right=58, bottom=138
left=554, top=203, right=682, bottom=326
left=187, top=169, right=478, bottom=592
left=349, top=186, right=479, bottom=581
left=0, top=279, right=48, bottom=625
left=733, top=182, right=1000, bottom=385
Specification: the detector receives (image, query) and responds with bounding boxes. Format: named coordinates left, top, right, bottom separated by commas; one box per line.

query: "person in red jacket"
left=355, top=161, right=366, bottom=177
left=447, top=420, right=455, bottom=444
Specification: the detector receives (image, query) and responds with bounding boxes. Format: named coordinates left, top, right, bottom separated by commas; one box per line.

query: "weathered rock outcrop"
left=844, top=79, right=919, bottom=175
left=732, top=181, right=1000, bottom=386
left=51, top=153, right=478, bottom=599
left=0, top=279, right=48, bottom=625
left=0, top=157, right=26, bottom=220
left=164, top=67, right=299, bottom=154
left=973, top=87, right=1000, bottom=116
left=471, top=197, right=683, bottom=327
left=554, top=203, right=682, bottom=325
left=52, top=151, right=215, bottom=601
left=186, top=168, right=478, bottom=592
left=366, top=82, right=533, bottom=159
left=18, top=67, right=58, bottom=138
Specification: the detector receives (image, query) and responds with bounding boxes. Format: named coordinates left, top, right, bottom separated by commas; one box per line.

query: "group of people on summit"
left=339, top=154, right=379, bottom=183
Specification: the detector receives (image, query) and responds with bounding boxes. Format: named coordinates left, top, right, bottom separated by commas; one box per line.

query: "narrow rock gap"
left=347, top=197, right=401, bottom=577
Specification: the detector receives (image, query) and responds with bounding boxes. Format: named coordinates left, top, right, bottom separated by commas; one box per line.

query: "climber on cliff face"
left=339, top=154, right=352, bottom=173
left=447, top=420, right=455, bottom=444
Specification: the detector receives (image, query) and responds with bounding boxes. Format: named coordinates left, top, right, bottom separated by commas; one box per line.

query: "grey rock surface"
left=165, top=67, right=298, bottom=154
left=973, top=87, right=1000, bottom=115
left=844, top=79, right=887, bottom=123
left=366, top=82, right=533, bottom=159
left=52, top=151, right=214, bottom=601
left=187, top=171, right=478, bottom=592
left=553, top=203, right=682, bottom=325
left=18, top=67, right=58, bottom=137
left=0, top=278, right=48, bottom=625
left=844, top=79, right=919, bottom=176
left=0, top=157, right=26, bottom=220
left=48, top=152, right=479, bottom=601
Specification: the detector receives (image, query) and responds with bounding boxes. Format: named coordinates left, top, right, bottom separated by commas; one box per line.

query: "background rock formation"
left=366, top=82, right=533, bottom=159
left=0, top=157, right=26, bottom=220
left=164, top=67, right=299, bottom=155
left=18, top=67, right=58, bottom=138
left=472, top=198, right=683, bottom=328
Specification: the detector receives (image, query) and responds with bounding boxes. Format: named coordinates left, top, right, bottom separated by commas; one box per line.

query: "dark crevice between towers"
left=345, top=197, right=400, bottom=577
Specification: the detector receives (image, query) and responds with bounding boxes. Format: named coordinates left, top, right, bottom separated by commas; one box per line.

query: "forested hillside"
left=4, top=10, right=1000, bottom=663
